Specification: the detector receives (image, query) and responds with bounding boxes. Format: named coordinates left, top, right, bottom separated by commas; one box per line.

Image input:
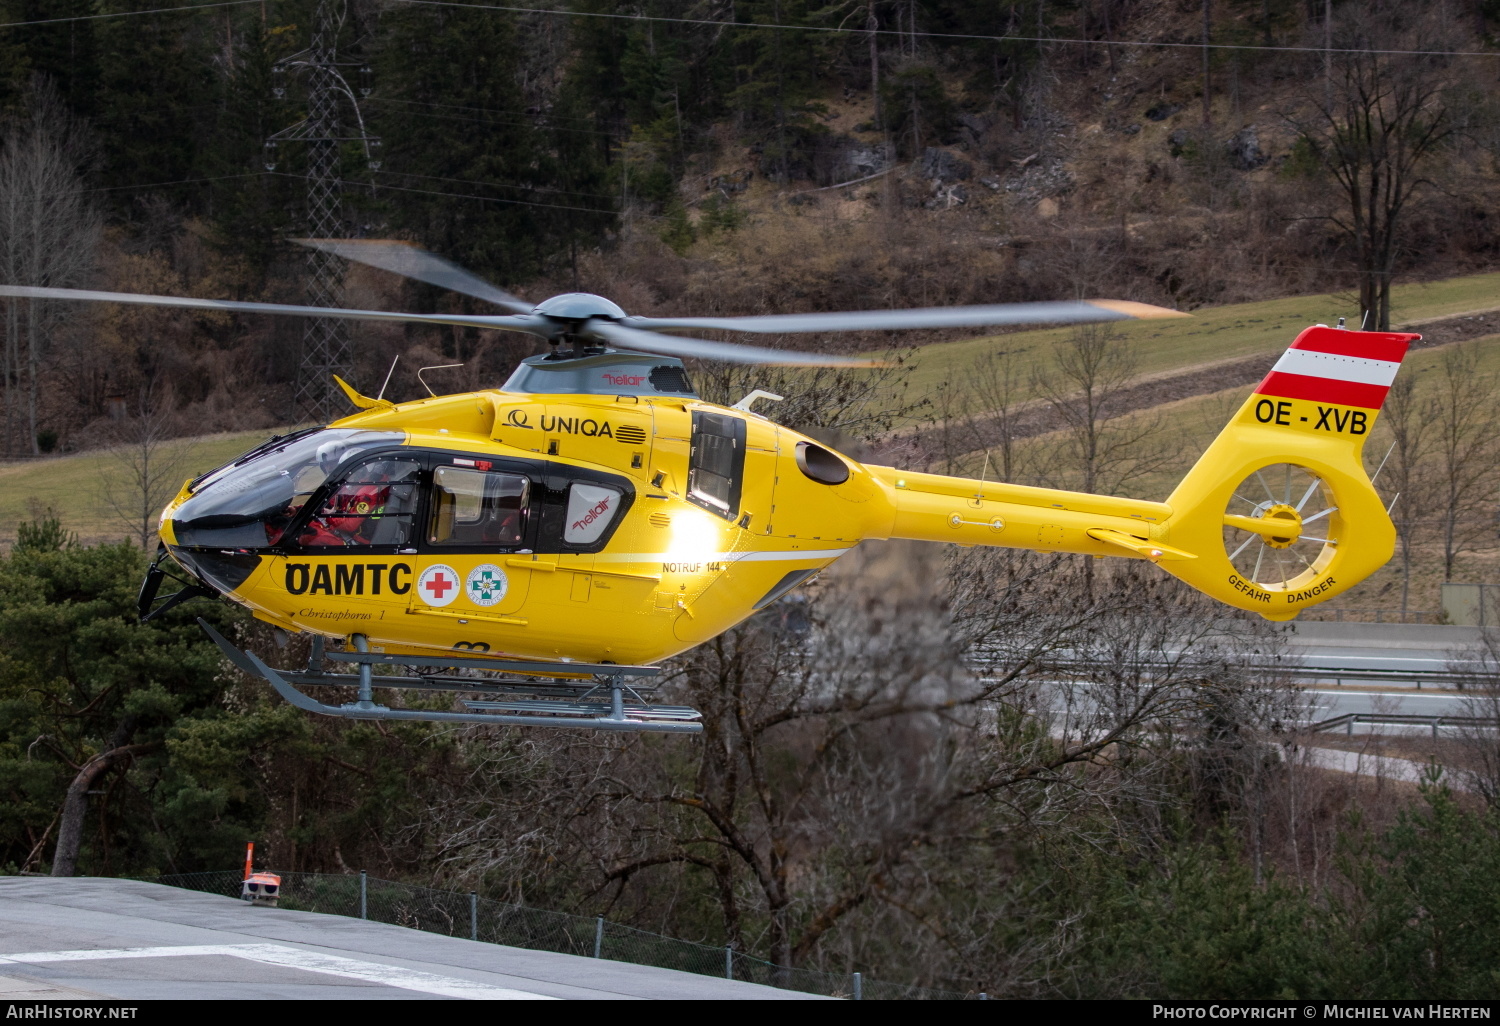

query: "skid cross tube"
left=197, top=619, right=702, bottom=734
left=316, top=649, right=660, bottom=677
left=280, top=672, right=634, bottom=698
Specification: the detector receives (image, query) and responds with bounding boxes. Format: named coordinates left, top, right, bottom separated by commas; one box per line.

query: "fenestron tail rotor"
left=1222, top=463, right=1342, bottom=591
left=0, top=239, right=1189, bottom=368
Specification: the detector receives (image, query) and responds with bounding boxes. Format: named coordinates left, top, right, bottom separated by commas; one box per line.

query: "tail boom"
left=857, top=325, right=1416, bottom=622
left=865, top=466, right=1180, bottom=559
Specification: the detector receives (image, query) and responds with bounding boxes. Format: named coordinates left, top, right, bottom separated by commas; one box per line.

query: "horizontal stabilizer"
left=1085, top=528, right=1197, bottom=562
left=333, top=375, right=394, bottom=411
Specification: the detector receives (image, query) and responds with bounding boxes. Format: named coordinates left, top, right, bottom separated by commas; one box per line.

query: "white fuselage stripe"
left=1274, top=348, right=1401, bottom=386
left=596, top=548, right=852, bottom=564
left=0, top=944, right=552, bottom=1000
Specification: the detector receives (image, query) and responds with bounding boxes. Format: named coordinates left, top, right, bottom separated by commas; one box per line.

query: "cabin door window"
left=428, top=466, right=531, bottom=548
left=687, top=411, right=746, bottom=519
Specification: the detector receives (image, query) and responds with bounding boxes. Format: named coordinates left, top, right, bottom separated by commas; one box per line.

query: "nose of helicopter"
left=160, top=542, right=261, bottom=598
left=152, top=496, right=259, bottom=600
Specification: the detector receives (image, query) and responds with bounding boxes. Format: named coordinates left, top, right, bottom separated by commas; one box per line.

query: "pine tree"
left=372, top=4, right=549, bottom=286
left=729, top=0, right=830, bottom=183
left=203, top=5, right=306, bottom=278
left=12, top=0, right=100, bottom=118
left=92, top=0, right=216, bottom=207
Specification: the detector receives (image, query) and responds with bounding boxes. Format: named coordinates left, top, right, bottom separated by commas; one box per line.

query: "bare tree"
left=99, top=384, right=193, bottom=549
left=1031, top=324, right=1168, bottom=498
left=1428, top=345, right=1499, bottom=580
left=1287, top=6, right=1451, bottom=330
left=406, top=544, right=1291, bottom=989
left=959, top=346, right=1027, bottom=483
left=1374, top=373, right=1433, bottom=617
left=1449, top=633, right=1500, bottom=807
left=694, top=352, right=924, bottom=443
left=0, top=76, right=101, bottom=455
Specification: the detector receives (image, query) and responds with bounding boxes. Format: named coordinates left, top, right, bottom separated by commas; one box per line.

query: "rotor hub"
left=1256, top=502, right=1302, bottom=548
left=531, top=292, right=627, bottom=322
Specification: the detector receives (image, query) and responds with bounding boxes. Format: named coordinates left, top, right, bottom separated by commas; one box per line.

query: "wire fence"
left=1300, top=607, right=1442, bottom=624
left=148, top=870, right=970, bottom=1000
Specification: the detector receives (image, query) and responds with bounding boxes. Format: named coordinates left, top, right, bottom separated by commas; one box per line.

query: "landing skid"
left=197, top=619, right=702, bottom=734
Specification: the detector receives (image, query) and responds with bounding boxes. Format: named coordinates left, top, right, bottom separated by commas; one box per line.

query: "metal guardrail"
left=973, top=647, right=1492, bottom=691
left=1283, top=664, right=1480, bottom=689
left=1306, top=712, right=1500, bottom=738
left=1299, top=608, right=1442, bottom=624
left=147, top=870, right=973, bottom=1000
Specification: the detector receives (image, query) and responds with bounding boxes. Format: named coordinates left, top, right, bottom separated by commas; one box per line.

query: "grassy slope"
left=897, top=270, right=1500, bottom=410
left=0, top=430, right=274, bottom=547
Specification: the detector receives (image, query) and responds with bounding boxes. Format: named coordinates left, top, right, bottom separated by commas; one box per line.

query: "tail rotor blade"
left=0, top=284, right=550, bottom=335
left=626, top=299, right=1188, bottom=334
left=293, top=238, right=532, bottom=313
left=586, top=320, right=886, bottom=367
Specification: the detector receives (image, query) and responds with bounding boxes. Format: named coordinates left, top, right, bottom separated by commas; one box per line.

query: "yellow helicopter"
left=0, top=240, right=1418, bottom=734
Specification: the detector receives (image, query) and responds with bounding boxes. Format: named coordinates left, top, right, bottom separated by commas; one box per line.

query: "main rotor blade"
left=0, top=284, right=550, bottom=335
left=587, top=321, right=885, bottom=367
left=625, top=299, right=1188, bottom=334
left=293, top=238, right=532, bottom=313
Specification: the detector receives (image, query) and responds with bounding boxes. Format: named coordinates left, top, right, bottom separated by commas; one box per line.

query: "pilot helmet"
left=314, top=438, right=346, bottom=470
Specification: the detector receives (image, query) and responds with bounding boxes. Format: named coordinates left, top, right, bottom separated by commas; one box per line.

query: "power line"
left=375, top=168, right=617, bottom=203
left=77, top=166, right=617, bottom=215
left=361, top=97, right=614, bottom=139
left=353, top=176, right=618, bottom=216
left=77, top=168, right=1474, bottom=282
left=387, top=0, right=1500, bottom=60
left=0, top=0, right=261, bottom=28
left=3, top=0, right=1498, bottom=60
left=269, top=170, right=623, bottom=217
left=85, top=171, right=267, bottom=192
left=369, top=95, right=603, bottom=128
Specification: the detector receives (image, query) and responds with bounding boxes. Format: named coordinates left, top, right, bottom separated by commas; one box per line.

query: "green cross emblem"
left=470, top=570, right=501, bottom=599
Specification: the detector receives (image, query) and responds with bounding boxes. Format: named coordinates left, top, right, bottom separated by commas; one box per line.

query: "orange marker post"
left=244, top=842, right=254, bottom=882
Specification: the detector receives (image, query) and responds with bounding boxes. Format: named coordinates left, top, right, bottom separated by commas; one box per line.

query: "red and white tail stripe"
left=1255, top=326, right=1419, bottom=410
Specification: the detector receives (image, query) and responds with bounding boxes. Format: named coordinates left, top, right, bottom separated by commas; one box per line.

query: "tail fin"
left=1159, top=325, right=1418, bottom=621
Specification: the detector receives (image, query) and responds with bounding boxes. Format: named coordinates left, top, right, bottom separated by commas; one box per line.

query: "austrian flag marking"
left=417, top=564, right=461, bottom=607
left=1254, top=325, right=1418, bottom=410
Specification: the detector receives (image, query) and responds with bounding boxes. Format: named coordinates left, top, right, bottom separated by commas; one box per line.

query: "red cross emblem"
left=417, top=563, right=461, bottom=607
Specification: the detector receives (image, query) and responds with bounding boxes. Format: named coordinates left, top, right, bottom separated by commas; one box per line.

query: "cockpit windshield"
left=172, top=429, right=406, bottom=548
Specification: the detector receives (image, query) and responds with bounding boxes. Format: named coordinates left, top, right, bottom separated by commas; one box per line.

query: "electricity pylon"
left=264, top=0, right=380, bottom=421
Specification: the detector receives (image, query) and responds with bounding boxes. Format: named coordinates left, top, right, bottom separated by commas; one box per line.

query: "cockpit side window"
left=428, top=466, right=530, bottom=548
left=173, top=429, right=405, bottom=550
left=687, top=411, right=746, bottom=519
left=297, top=458, right=423, bottom=548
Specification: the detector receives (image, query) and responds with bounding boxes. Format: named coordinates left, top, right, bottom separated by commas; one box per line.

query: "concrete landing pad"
left=0, top=877, right=820, bottom=1000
